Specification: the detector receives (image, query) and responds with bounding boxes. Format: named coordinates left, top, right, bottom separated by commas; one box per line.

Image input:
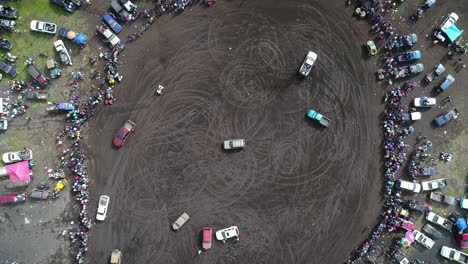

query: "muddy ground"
left=87, top=0, right=384, bottom=263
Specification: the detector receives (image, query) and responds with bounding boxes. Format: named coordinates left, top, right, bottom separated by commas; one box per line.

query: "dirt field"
left=85, top=0, right=385, bottom=263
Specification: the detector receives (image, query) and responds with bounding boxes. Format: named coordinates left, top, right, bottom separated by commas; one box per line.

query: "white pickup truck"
left=53, top=40, right=72, bottom=65
left=224, top=139, right=245, bottom=150
left=96, top=22, right=121, bottom=48
left=441, top=246, right=468, bottom=264
left=299, top=51, right=317, bottom=76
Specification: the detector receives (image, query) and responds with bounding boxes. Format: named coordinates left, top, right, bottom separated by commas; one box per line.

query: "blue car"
left=395, top=50, right=422, bottom=63
left=102, top=12, right=122, bottom=34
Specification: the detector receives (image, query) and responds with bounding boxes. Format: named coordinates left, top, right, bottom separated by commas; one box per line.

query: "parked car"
left=202, top=227, right=212, bottom=250
left=96, top=195, right=110, bottom=221
left=26, top=59, right=48, bottom=86
left=49, top=0, right=76, bottom=13
left=117, top=0, right=137, bottom=12
left=46, top=102, right=75, bottom=113
left=398, top=220, right=414, bottom=231
left=29, top=189, right=50, bottom=200
left=0, top=37, right=12, bottom=50
left=68, top=0, right=82, bottom=7
left=53, top=40, right=72, bottom=65
left=0, top=5, right=18, bottom=19
left=215, top=226, right=239, bottom=243
left=4, top=180, right=31, bottom=189
left=413, top=230, right=435, bottom=249
left=46, top=59, right=61, bottom=79
left=113, top=120, right=135, bottom=147
left=299, top=51, right=318, bottom=76
left=434, top=108, right=459, bottom=126
left=102, top=12, right=122, bottom=34
left=307, top=109, right=331, bottom=127
left=392, top=63, right=424, bottom=79
left=110, top=0, right=131, bottom=21
left=436, top=74, right=455, bottom=92
left=96, top=23, right=121, bottom=48
left=396, top=179, right=421, bottom=193
left=413, top=97, right=436, bottom=107
left=223, top=139, right=245, bottom=150
left=406, top=199, right=431, bottom=213
left=423, top=223, right=444, bottom=239
left=0, top=18, right=15, bottom=31
left=459, top=233, right=468, bottom=249
left=440, top=13, right=459, bottom=33
left=425, top=64, right=446, bottom=83
left=110, top=249, right=122, bottom=264
left=421, top=178, right=447, bottom=191
left=2, top=149, right=33, bottom=164
left=402, top=112, right=421, bottom=122
left=395, top=50, right=421, bottom=62
left=460, top=198, right=468, bottom=209
left=30, top=20, right=57, bottom=34
left=0, top=60, right=17, bottom=77
left=366, top=40, right=377, bottom=56
left=172, top=212, right=190, bottom=231
left=429, top=191, right=456, bottom=205
left=440, top=246, right=468, bottom=264
left=385, top=33, right=417, bottom=50
left=426, top=211, right=453, bottom=231
left=0, top=192, right=26, bottom=205
left=25, top=90, right=48, bottom=101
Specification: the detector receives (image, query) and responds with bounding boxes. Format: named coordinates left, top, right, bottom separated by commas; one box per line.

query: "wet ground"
left=87, top=0, right=384, bottom=263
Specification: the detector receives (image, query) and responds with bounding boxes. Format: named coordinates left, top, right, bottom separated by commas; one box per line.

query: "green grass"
left=1, top=0, right=89, bottom=80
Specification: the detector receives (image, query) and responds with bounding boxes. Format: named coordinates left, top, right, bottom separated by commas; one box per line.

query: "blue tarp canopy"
left=446, top=24, right=463, bottom=42
left=58, top=102, right=74, bottom=111
left=73, top=33, right=86, bottom=45
left=456, top=218, right=467, bottom=231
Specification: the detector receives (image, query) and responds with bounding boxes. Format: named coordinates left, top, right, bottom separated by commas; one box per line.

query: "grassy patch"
left=1, top=0, right=89, bottom=80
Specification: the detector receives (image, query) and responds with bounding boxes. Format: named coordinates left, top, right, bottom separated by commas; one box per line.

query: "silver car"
left=223, top=139, right=245, bottom=150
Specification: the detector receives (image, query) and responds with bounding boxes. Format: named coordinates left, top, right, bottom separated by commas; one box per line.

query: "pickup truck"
left=396, top=179, right=421, bottom=193
left=53, top=40, right=72, bottom=65
left=395, top=50, right=421, bottom=62
left=0, top=60, right=17, bottom=77
left=426, top=211, right=453, bottom=231
left=25, top=91, right=48, bottom=101
left=423, top=223, right=443, bottom=239
left=440, top=13, right=459, bottom=33
left=434, top=108, right=459, bottom=126
left=440, top=246, right=468, bottom=264
left=413, top=97, right=436, bottom=107
left=392, top=63, right=424, bottom=79
left=307, top=109, right=331, bottom=127
left=402, top=112, right=421, bottom=122
left=96, top=23, right=121, bottom=48
left=113, top=120, right=135, bottom=147
left=425, top=64, right=446, bottom=83
left=26, top=59, right=47, bottom=86
left=299, top=51, right=318, bottom=76
left=430, top=191, right=456, bottom=205
left=172, top=212, right=189, bottom=231
left=223, top=139, right=245, bottom=150
left=421, top=178, right=447, bottom=191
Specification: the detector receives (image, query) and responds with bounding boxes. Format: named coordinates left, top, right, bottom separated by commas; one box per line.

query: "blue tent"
left=456, top=218, right=467, bottom=232
left=73, top=33, right=86, bottom=45
left=446, top=24, right=463, bottom=42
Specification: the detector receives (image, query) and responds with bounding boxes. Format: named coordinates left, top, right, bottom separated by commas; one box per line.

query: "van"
left=437, top=74, right=455, bottom=92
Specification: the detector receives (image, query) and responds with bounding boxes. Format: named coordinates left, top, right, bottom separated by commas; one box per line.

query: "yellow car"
left=366, top=40, right=378, bottom=56
left=54, top=179, right=68, bottom=193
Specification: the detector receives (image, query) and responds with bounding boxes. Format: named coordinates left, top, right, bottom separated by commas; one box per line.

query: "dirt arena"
left=86, top=0, right=384, bottom=263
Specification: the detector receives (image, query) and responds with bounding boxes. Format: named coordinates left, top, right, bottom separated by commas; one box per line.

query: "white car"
left=97, top=23, right=121, bottom=48
left=440, top=13, right=459, bottom=33
left=413, top=230, right=435, bottom=249
left=215, top=226, right=239, bottom=243
left=53, top=40, right=72, bottom=65
left=299, top=51, right=318, bottom=76
left=426, top=211, right=453, bottom=231
left=223, top=139, right=245, bottom=150
left=30, top=20, right=57, bottom=34
left=2, top=149, right=33, bottom=164
left=96, top=195, right=110, bottom=221
left=396, top=179, right=421, bottom=193
left=421, top=178, right=447, bottom=191
left=440, top=246, right=468, bottom=264
left=413, top=97, right=436, bottom=107
left=460, top=198, right=468, bottom=209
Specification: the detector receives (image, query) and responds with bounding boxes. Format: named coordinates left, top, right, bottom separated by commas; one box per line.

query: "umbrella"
left=405, top=231, right=415, bottom=243
left=73, top=33, right=86, bottom=45
left=400, top=237, right=411, bottom=248
left=67, top=31, right=76, bottom=40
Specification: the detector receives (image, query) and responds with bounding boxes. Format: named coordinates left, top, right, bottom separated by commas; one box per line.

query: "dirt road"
left=87, top=0, right=383, bottom=263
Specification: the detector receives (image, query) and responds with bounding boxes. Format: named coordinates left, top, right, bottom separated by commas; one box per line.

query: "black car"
left=0, top=19, right=15, bottom=31
left=0, top=37, right=12, bottom=50
left=110, top=0, right=131, bottom=21
left=0, top=5, right=18, bottom=19
left=49, top=0, right=76, bottom=13
left=0, top=61, right=17, bottom=77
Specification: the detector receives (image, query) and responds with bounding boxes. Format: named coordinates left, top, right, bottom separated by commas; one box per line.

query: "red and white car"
left=113, top=120, right=135, bottom=147
left=202, top=227, right=212, bottom=250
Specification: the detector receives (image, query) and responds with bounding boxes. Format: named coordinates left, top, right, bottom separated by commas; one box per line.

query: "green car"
left=366, top=40, right=377, bottom=56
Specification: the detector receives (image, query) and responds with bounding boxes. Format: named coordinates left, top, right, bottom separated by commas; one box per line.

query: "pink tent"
left=6, top=161, right=31, bottom=182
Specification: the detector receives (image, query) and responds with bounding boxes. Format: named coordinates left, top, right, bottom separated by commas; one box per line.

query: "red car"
left=112, top=120, right=135, bottom=147
left=202, top=227, right=212, bottom=250
left=459, top=233, right=468, bottom=249
left=0, top=192, right=26, bottom=205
